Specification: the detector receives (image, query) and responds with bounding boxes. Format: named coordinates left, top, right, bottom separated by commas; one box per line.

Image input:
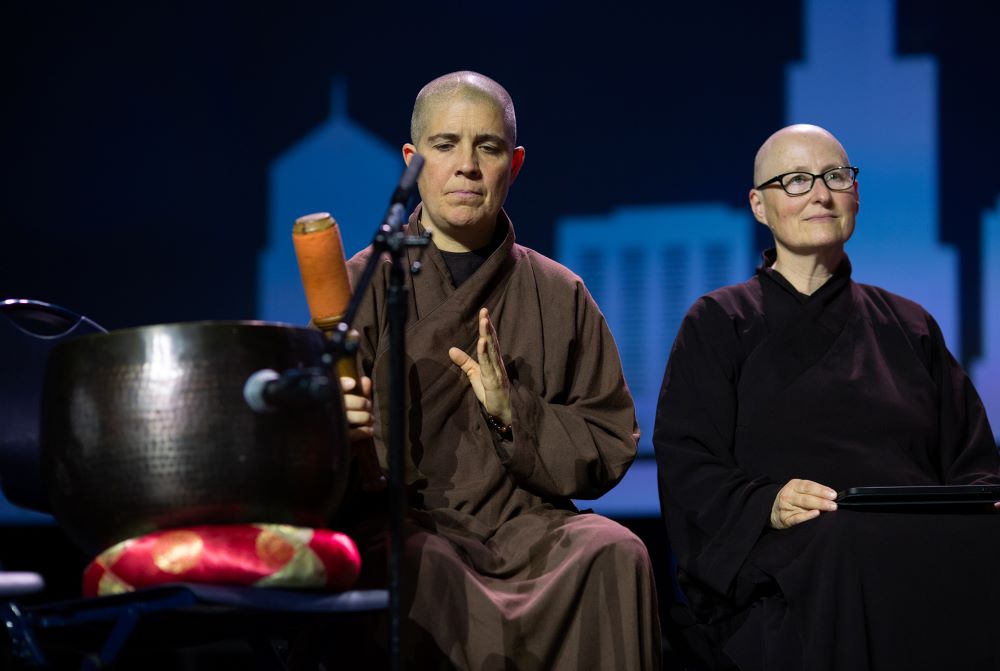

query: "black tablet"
left=835, top=484, right=1000, bottom=512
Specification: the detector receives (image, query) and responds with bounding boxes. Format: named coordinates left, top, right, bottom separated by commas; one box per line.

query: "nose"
left=810, top=177, right=834, bottom=204
left=455, top=148, right=481, bottom=178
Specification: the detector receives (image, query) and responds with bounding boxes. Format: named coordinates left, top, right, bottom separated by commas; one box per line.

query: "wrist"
left=483, top=410, right=513, bottom=441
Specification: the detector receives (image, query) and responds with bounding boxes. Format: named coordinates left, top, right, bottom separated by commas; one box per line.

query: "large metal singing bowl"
left=39, top=321, right=349, bottom=556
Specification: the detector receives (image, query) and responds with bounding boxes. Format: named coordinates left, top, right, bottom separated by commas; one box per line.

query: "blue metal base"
left=2, top=584, right=388, bottom=669
left=0, top=571, right=44, bottom=598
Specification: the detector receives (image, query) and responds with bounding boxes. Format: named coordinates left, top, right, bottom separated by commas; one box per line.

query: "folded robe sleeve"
left=917, top=311, right=1000, bottom=484
left=492, top=277, right=639, bottom=501
left=653, top=296, right=781, bottom=601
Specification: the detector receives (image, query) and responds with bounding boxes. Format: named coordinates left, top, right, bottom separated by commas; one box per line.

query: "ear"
left=853, top=181, right=860, bottom=213
left=402, top=143, right=417, bottom=166
left=749, top=188, right=769, bottom=226
left=509, top=146, right=526, bottom=183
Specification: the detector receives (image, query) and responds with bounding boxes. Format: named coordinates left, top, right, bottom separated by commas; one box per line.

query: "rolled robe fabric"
left=83, top=524, right=362, bottom=597
left=292, top=213, right=351, bottom=328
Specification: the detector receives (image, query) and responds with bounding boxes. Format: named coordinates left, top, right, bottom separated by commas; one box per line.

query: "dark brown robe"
left=342, top=208, right=660, bottom=670
left=654, top=252, right=1000, bottom=670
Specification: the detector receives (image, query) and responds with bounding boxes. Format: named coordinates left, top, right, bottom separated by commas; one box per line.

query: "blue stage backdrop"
left=2, top=0, right=999, bottom=521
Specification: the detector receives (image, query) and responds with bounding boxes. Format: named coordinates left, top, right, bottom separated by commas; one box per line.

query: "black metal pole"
left=386, top=254, right=407, bottom=671
left=326, top=156, right=425, bottom=671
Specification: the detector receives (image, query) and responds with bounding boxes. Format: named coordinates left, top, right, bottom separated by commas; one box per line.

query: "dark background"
left=4, top=1, right=999, bottom=353
left=2, top=0, right=1000, bottom=661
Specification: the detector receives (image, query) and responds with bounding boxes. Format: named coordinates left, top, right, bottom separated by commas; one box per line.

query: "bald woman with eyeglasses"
left=654, top=124, right=1000, bottom=671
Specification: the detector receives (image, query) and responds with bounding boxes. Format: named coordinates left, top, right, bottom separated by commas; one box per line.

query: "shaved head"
left=753, top=124, right=850, bottom=186
left=747, top=123, right=858, bottom=279
left=410, top=71, right=517, bottom=146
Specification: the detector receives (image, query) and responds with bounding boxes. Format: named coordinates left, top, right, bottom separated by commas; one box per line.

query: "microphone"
left=391, top=154, right=424, bottom=205
left=243, top=368, right=332, bottom=414
left=384, top=155, right=425, bottom=233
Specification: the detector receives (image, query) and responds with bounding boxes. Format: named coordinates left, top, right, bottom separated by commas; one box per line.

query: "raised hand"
left=448, top=307, right=512, bottom=426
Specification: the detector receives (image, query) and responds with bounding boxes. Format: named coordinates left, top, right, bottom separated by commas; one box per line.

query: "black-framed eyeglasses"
left=755, top=166, right=859, bottom=196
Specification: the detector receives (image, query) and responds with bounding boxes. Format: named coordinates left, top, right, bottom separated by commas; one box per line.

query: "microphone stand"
left=328, top=155, right=428, bottom=671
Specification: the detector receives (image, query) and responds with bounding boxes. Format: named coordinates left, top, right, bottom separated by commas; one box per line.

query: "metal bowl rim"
left=49, top=319, right=317, bottom=347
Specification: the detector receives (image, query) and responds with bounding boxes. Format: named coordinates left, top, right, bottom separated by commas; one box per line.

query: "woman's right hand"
left=340, top=374, right=386, bottom=491
left=770, top=479, right=838, bottom=529
left=340, top=375, right=374, bottom=442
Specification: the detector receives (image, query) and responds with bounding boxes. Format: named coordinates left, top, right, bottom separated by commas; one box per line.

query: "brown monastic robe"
left=343, top=207, right=660, bottom=669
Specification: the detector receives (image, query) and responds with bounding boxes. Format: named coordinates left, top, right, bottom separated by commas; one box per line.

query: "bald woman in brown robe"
left=337, top=72, right=660, bottom=669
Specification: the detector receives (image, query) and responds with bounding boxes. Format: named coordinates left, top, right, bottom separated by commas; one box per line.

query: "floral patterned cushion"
left=83, top=524, right=361, bottom=597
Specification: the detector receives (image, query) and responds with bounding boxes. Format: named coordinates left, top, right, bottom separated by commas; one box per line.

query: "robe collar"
left=753, top=247, right=856, bottom=343
left=407, top=204, right=515, bottom=289
left=738, top=249, right=858, bottom=414
left=755, top=247, right=853, bottom=304
left=403, top=204, right=518, bottom=324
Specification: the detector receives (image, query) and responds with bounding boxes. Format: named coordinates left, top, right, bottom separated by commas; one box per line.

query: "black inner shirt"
left=439, top=236, right=501, bottom=288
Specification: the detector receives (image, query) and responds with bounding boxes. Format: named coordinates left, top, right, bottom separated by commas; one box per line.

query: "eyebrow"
left=784, top=163, right=847, bottom=173
left=426, top=132, right=509, bottom=148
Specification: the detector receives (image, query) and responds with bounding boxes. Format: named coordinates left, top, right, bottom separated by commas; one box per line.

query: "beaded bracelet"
left=483, top=411, right=513, bottom=441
